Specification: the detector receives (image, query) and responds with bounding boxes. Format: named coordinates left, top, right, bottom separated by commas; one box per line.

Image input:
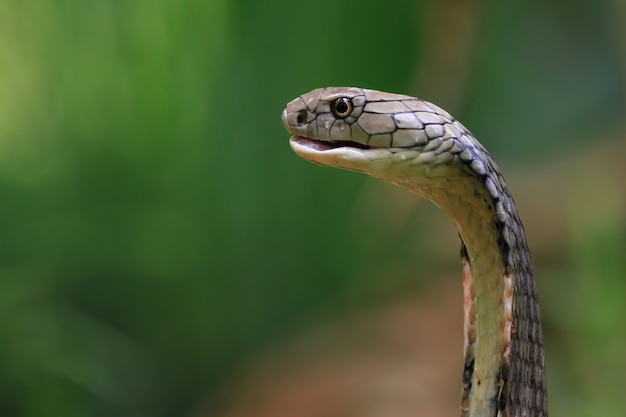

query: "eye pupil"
left=331, top=97, right=353, bottom=119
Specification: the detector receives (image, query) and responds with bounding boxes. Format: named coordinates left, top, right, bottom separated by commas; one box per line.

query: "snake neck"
left=374, top=158, right=547, bottom=417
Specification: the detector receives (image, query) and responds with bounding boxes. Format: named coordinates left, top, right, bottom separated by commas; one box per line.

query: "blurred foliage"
left=0, top=0, right=624, bottom=416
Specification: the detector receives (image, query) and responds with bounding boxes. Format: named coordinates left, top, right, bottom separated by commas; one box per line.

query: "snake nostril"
left=296, top=110, right=307, bottom=126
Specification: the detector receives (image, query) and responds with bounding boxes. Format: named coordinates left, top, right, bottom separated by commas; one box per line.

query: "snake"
left=281, top=87, right=548, bottom=417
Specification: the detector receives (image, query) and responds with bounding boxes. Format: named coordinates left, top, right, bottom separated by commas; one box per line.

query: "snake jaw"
left=289, top=135, right=390, bottom=170
left=290, top=136, right=370, bottom=151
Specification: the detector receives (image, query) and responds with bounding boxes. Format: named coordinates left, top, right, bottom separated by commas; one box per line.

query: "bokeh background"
left=1, top=0, right=625, bottom=416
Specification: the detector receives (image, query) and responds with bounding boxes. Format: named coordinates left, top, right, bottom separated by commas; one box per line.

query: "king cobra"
left=281, top=87, right=547, bottom=417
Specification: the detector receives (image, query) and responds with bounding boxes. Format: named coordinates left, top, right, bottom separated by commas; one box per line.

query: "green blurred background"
left=0, top=0, right=624, bottom=416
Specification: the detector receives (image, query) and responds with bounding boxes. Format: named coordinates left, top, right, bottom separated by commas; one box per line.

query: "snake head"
left=282, top=87, right=472, bottom=174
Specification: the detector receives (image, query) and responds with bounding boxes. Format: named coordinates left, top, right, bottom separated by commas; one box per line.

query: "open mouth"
left=290, top=136, right=371, bottom=151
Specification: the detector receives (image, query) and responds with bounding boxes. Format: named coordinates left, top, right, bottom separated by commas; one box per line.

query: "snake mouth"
left=289, top=136, right=371, bottom=151
left=289, top=135, right=391, bottom=170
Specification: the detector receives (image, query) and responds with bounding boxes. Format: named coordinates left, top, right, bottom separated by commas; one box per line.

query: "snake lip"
left=290, top=136, right=370, bottom=151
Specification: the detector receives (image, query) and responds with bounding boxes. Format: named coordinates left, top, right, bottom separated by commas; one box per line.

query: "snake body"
left=281, top=87, right=547, bottom=417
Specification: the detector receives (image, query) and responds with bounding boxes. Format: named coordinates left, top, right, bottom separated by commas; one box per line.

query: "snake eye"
left=331, top=97, right=353, bottom=119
